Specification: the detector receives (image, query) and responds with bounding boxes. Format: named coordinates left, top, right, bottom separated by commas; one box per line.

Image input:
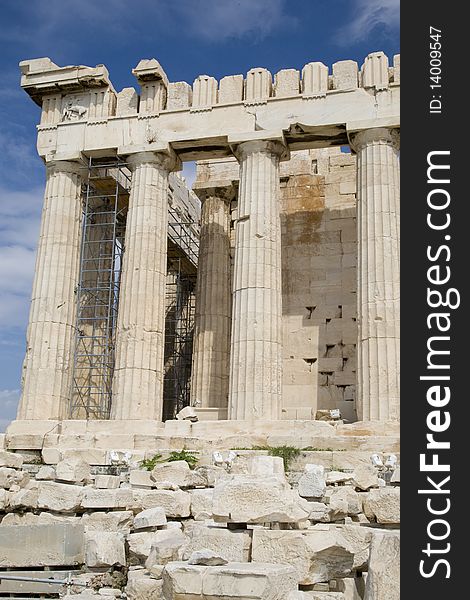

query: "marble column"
left=191, top=182, right=234, bottom=410
left=228, top=140, right=285, bottom=420
left=18, top=160, right=83, bottom=420
left=350, top=128, right=400, bottom=421
left=111, top=150, right=178, bottom=420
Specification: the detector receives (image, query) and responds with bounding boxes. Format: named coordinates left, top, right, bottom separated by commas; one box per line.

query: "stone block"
left=245, top=68, right=272, bottom=101
left=162, top=561, right=298, bottom=599
left=192, top=75, right=217, bottom=108
left=0, top=467, right=29, bottom=489
left=81, top=488, right=133, bottom=510
left=190, top=488, right=214, bottom=520
left=332, top=61, right=358, bottom=91
left=38, top=481, right=84, bottom=513
left=213, top=474, right=311, bottom=524
left=218, top=74, right=244, bottom=103
left=134, top=507, right=167, bottom=530
left=182, top=523, right=252, bottom=563
left=56, top=457, right=91, bottom=483
left=252, top=527, right=355, bottom=585
left=249, top=455, right=285, bottom=477
left=130, top=469, right=154, bottom=488
left=327, top=487, right=362, bottom=520
left=144, top=528, right=188, bottom=566
left=364, top=531, right=400, bottom=600
left=116, top=87, right=138, bottom=116
left=302, top=62, right=328, bottom=96
left=94, top=474, right=120, bottom=489
left=8, top=486, right=39, bottom=510
left=0, top=450, right=23, bottom=468
left=151, top=461, right=192, bottom=487
left=36, top=465, right=56, bottom=480
left=167, top=81, right=192, bottom=110
left=125, top=570, right=163, bottom=600
left=298, top=465, right=326, bottom=499
left=82, top=511, right=134, bottom=533
left=351, top=465, right=380, bottom=491
left=363, top=488, right=400, bottom=524
left=85, top=531, right=126, bottom=568
left=42, top=447, right=62, bottom=464
left=0, top=523, right=84, bottom=567
left=135, top=489, right=191, bottom=518
left=274, top=69, right=300, bottom=97
left=128, top=531, right=156, bottom=563
left=361, top=52, right=389, bottom=90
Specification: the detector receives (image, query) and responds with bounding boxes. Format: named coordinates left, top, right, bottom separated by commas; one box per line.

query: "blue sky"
left=0, top=0, right=399, bottom=429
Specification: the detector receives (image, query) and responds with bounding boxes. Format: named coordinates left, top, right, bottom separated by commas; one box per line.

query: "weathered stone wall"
left=0, top=424, right=399, bottom=599
left=197, top=146, right=358, bottom=421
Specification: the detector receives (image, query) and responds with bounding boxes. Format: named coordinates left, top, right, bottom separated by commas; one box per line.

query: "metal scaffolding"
left=163, top=259, right=197, bottom=421
left=69, top=158, right=129, bottom=419
left=69, top=159, right=200, bottom=420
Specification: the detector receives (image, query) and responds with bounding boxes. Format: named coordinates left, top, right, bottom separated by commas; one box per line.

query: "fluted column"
left=111, top=150, right=178, bottom=420
left=350, top=128, right=400, bottom=421
left=191, top=183, right=234, bottom=409
left=229, top=140, right=285, bottom=420
left=18, top=160, right=83, bottom=420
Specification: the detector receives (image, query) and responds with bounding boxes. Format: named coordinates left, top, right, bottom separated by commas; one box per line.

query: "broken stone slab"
left=125, top=569, right=163, bottom=600
left=326, top=471, right=354, bottom=485
left=0, top=523, right=84, bottom=567
left=82, top=511, right=134, bottom=534
left=134, top=507, right=167, bottom=530
left=0, top=489, right=7, bottom=511
left=0, top=467, right=30, bottom=489
left=327, top=487, right=363, bottom=520
left=390, top=466, right=400, bottom=484
left=251, top=527, right=355, bottom=585
left=8, top=486, right=39, bottom=510
left=56, top=457, right=91, bottom=483
left=351, top=465, right=380, bottom=491
left=130, top=469, right=154, bottom=488
left=364, top=531, right=400, bottom=600
left=151, top=461, right=192, bottom=488
left=298, top=465, right=326, bottom=499
left=85, top=531, right=126, bottom=568
left=36, top=465, right=56, bottom=480
left=188, top=550, right=228, bottom=566
left=162, top=561, right=298, bottom=599
left=363, top=488, right=400, bottom=524
left=81, top=488, right=133, bottom=510
left=38, top=481, right=84, bottom=512
left=190, top=488, right=214, bottom=520
left=307, top=501, right=329, bottom=522
left=0, top=450, right=23, bottom=468
left=176, top=406, right=198, bottom=421
left=249, top=455, right=285, bottom=477
left=94, top=474, right=120, bottom=489
left=134, top=488, right=191, bottom=518
left=128, top=531, right=156, bottom=564
left=212, top=475, right=311, bottom=523
left=182, top=523, right=252, bottom=563
left=144, top=528, right=188, bottom=567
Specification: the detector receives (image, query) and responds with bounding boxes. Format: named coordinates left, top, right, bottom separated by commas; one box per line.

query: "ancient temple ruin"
left=14, top=52, right=399, bottom=428
left=0, top=53, right=400, bottom=600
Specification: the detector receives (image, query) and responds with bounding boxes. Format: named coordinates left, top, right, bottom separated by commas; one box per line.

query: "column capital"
left=192, top=179, right=237, bottom=203
left=348, top=127, right=400, bottom=153
left=45, top=159, right=84, bottom=176
left=228, top=131, right=290, bottom=162
left=120, top=143, right=181, bottom=172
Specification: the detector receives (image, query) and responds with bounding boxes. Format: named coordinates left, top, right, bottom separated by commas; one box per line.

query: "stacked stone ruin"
left=1, top=52, right=400, bottom=599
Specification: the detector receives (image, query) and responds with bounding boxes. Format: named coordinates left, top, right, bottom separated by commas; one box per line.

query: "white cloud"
left=0, top=389, right=20, bottom=430
left=0, top=186, right=42, bottom=330
left=336, top=0, right=399, bottom=44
